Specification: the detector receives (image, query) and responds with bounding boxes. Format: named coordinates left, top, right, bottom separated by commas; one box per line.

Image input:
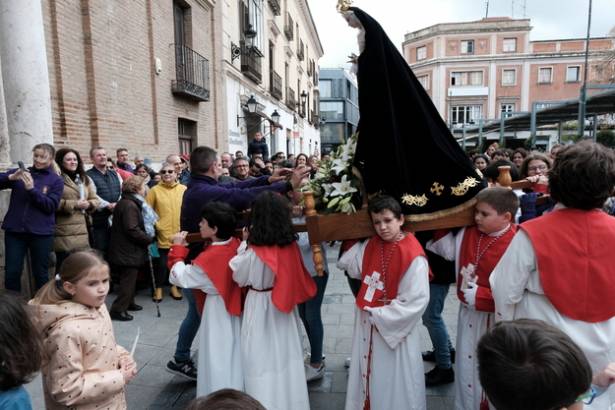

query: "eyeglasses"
left=577, top=387, right=597, bottom=405
left=160, top=170, right=175, bottom=174
left=528, top=164, right=548, bottom=172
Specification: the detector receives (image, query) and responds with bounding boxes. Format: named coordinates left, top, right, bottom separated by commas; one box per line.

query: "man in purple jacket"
left=166, top=145, right=308, bottom=380
left=0, top=143, right=63, bottom=292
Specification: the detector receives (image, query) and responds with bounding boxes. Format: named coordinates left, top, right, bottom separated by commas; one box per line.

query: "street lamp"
left=578, top=0, right=593, bottom=138
left=237, top=95, right=258, bottom=126
left=271, top=109, right=281, bottom=124
left=244, top=24, right=257, bottom=48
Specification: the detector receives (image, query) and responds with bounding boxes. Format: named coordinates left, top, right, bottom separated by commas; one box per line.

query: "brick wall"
left=43, top=0, right=219, bottom=165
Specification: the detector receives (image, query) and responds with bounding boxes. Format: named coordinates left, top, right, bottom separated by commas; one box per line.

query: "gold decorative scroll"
left=337, top=0, right=353, bottom=12
left=401, top=193, right=428, bottom=207
left=451, top=177, right=480, bottom=197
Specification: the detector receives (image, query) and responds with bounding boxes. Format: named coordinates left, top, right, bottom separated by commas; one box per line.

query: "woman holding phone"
left=0, top=143, right=64, bottom=292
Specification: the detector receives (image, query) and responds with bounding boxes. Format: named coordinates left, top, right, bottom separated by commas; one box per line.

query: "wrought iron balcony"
left=284, top=12, right=294, bottom=41
left=297, top=40, right=305, bottom=61
left=268, top=0, right=281, bottom=16
left=172, top=44, right=210, bottom=102
left=270, top=71, right=283, bottom=100
left=240, top=42, right=263, bottom=84
left=286, top=87, right=296, bottom=111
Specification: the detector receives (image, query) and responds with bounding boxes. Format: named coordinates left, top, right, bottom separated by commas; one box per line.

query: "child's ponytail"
left=32, top=250, right=108, bottom=305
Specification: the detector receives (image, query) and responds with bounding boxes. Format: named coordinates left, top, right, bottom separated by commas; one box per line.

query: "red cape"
left=192, top=238, right=242, bottom=316
left=521, top=208, right=615, bottom=323
left=251, top=242, right=317, bottom=313
left=357, top=234, right=425, bottom=309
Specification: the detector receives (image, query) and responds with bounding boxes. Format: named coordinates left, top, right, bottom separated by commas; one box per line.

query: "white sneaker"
left=305, top=363, right=325, bottom=382
left=344, top=357, right=351, bottom=368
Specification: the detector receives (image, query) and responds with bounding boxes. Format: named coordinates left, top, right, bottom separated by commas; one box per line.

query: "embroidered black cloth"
left=349, top=7, right=485, bottom=216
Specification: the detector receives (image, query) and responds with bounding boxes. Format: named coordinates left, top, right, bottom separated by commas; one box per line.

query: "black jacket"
left=108, top=194, right=152, bottom=267
left=247, top=139, right=269, bottom=160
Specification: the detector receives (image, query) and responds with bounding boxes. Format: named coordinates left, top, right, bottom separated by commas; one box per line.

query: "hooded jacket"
left=29, top=301, right=130, bottom=410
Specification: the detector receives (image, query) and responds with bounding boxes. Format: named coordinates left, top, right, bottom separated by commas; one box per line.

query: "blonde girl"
left=29, top=250, right=137, bottom=410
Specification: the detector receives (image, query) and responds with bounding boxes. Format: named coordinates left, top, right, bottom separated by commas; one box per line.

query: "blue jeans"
left=174, top=288, right=200, bottom=363
left=422, top=283, right=454, bottom=369
left=4, top=232, right=54, bottom=292
left=298, top=273, right=329, bottom=364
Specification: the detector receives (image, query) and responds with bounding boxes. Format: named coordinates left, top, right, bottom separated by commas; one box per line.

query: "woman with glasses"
left=146, top=162, right=187, bottom=302
left=518, top=153, right=554, bottom=223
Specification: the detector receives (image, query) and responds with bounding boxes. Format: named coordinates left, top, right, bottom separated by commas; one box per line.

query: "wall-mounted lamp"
left=237, top=95, right=258, bottom=126
left=244, top=24, right=257, bottom=48
left=271, top=109, right=281, bottom=126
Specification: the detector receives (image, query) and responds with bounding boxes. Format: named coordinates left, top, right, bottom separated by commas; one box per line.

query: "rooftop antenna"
left=522, top=0, right=527, bottom=18
left=511, top=0, right=515, bottom=18
left=485, top=0, right=489, bottom=18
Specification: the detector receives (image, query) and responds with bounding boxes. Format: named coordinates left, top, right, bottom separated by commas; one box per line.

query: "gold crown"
left=336, top=0, right=353, bottom=12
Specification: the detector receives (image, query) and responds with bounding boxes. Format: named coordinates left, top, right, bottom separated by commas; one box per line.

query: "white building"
left=221, top=0, right=323, bottom=157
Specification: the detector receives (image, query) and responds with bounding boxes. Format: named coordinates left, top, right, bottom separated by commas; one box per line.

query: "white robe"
left=490, top=230, right=615, bottom=409
left=229, top=241, right=310, bottom=410
left=169, top=239, right=243, bottom=397
left=427, top=227, right=508, bottom=410
left=337, top=239, right=429, bottom=410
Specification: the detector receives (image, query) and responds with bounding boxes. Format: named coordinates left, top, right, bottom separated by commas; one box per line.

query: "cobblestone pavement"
left=26, top=244, right=459, bottom=409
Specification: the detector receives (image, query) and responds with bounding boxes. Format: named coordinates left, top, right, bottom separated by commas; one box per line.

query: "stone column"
left=0, top=56, right=10, bottom=167
left=0, top=0, right=54, bottom=163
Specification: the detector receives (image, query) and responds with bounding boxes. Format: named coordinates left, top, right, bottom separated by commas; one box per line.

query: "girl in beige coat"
left=29, top=251, right=137, bottom=410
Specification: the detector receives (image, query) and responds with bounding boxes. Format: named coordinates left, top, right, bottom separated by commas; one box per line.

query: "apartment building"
left=222, top=0, right=324, bottom=157
left=319, top=68, right=359, bottom=154
left=403, top=17, right=614, bottom=146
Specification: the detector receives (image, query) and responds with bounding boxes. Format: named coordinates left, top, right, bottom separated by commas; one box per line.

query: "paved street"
left=26, top=244, right=459, bottom=409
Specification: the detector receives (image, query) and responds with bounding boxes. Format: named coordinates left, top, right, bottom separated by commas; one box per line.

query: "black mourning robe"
left=349, top=7, right=485, bottom=218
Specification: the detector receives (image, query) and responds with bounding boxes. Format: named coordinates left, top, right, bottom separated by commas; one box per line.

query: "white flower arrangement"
left=307, top=133, right=362, bottom=214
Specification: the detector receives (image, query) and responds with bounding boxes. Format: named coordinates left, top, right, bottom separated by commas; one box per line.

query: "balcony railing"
left=172, top=44, right=210, bottom=102
left=270, top=71, right=283, bottom=100
left=286, top=87, right=296, bottom=110
left=297, top=40, right=305, bottom=61
left=268, top=0, right=281, bottom=16
left=240, top=42, right=263, bottom=84
left=284, top=13, right=294, bottom=41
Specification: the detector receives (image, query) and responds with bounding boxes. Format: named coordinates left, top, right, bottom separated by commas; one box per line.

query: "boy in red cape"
left=167, top=201, right=243, bottom=397
left=229, top=191, right=315, bottom=410
left=337, top=195, right=430, bottom=410
left=490, top=141, right=615, bottom=409
left=427, top=187, right=519, bottom=410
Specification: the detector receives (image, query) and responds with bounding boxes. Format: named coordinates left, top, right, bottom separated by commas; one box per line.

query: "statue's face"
left=343, top=11, right=362, bottom=29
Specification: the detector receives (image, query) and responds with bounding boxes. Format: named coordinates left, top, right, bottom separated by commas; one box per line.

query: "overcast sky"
left=308, top=0, right=615, bottom=68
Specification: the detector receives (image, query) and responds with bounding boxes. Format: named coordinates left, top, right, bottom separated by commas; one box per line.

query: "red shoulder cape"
left=357, top=234, right=425, bottom=309
left=251, top=242, right=317, bottom=313
left=192, top=237, right=242, bottom=316
left=521, top=208, right=615, bottom=323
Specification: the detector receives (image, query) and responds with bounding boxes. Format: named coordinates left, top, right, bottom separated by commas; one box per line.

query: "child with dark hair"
left=337, top=195, right=430, bottom=410
left=167, top=202, right=243, bottom=397
left=0, top=292, right=43, bottom=409
left=230, top=191, right=316, bottom=410
left=427, top=187, right=519, bottom=410
left=477, top=319, right=592, bottom=410
left=185, top=388, right=265, bottom=410
left=491, top=140, right=615, bottom=409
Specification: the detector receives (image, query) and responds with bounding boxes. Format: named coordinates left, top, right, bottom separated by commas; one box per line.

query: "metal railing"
left=240, top=42, right=263, bottom=84
left=297, top=40, right=305, bottom=61
left=284, top=12, right=294, bottom=41
left=270, top=71, right=283, bottom=100
left=172, top=44, right=210, bottom=102
left=286, top=87, right=296, bottom=110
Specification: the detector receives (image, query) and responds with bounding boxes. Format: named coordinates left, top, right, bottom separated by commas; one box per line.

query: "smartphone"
left=17, top=161, right=26, bottom=171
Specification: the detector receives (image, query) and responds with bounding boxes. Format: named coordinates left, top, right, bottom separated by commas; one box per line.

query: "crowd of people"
left=1, top=139, right=615, bottom=410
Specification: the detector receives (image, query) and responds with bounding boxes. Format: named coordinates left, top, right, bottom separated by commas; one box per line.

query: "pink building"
left=403, top=18, right=614, bottom=133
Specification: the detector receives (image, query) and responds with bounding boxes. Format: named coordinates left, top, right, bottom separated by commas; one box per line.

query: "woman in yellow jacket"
left=146, top=162, right=186, bottom=301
